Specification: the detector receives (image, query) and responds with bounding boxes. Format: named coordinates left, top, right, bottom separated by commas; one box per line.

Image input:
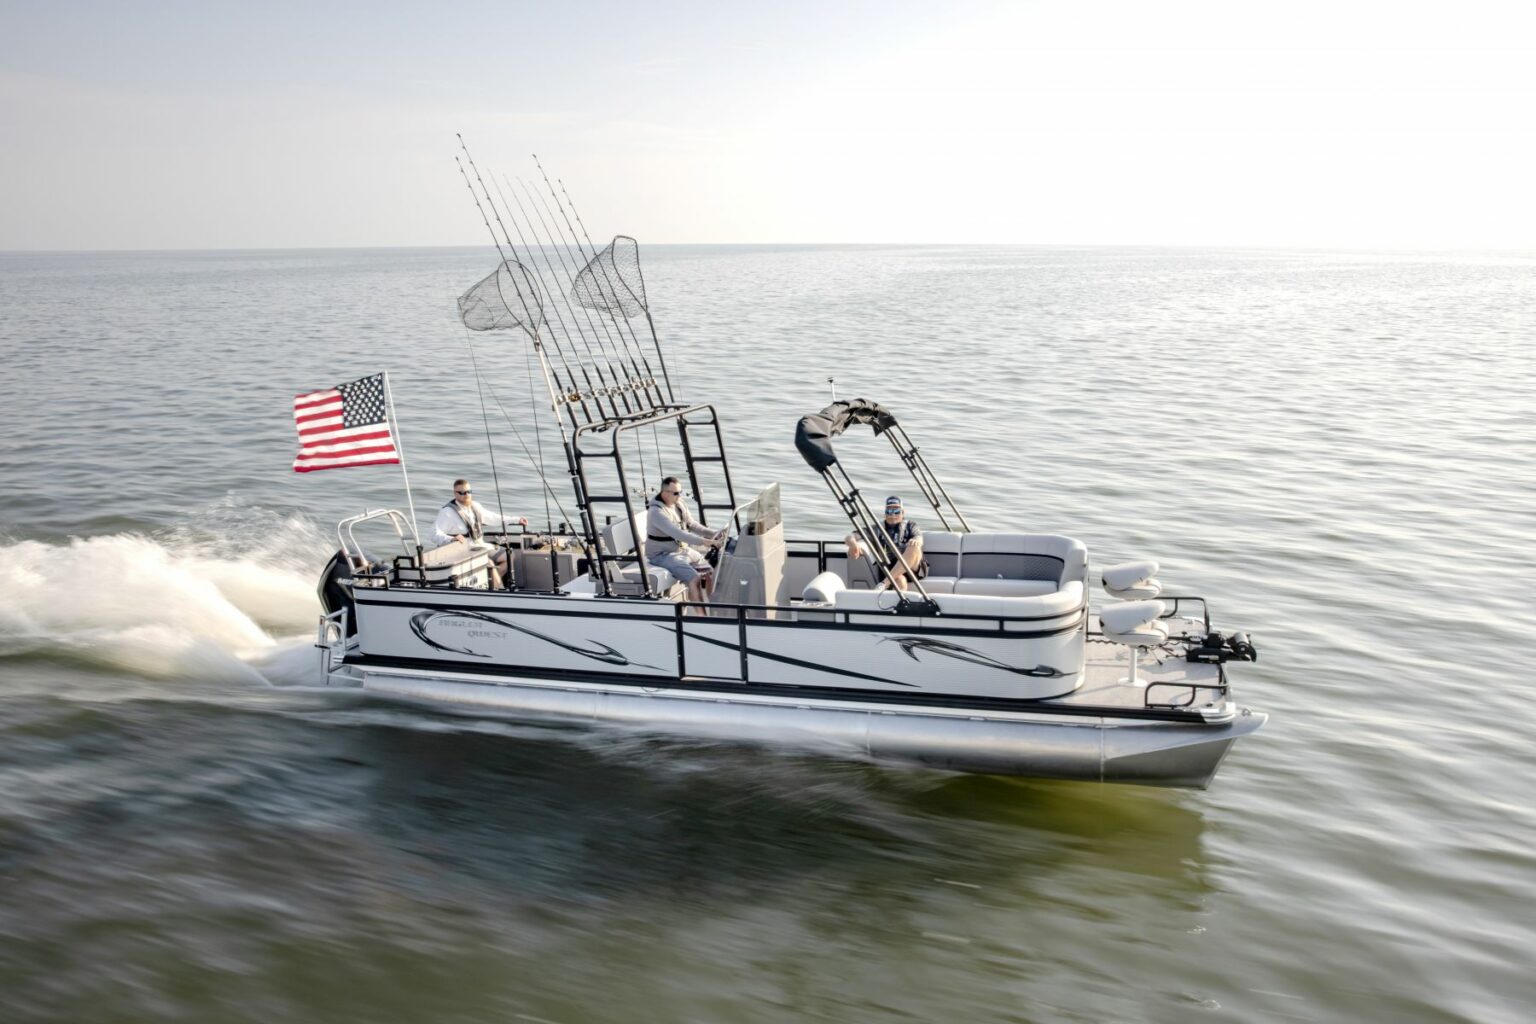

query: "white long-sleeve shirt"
left=432, top=499, right=515, bottom=547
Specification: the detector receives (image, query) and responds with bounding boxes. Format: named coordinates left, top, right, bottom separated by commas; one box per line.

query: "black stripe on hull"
left=351, top=593, right=1086, bottom=638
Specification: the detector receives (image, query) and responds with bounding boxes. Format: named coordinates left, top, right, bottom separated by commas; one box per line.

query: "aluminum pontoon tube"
left=354, top=668, right=1265, bottom=790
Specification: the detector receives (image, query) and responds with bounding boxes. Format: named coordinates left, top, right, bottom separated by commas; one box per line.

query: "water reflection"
left=0, top=680, right=1222, bottom=1021
left=333, top=702, right=1214, bottom=912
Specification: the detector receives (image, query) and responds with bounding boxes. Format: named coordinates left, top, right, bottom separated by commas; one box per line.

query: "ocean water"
left=1, top=244, right=1533, bottom=1023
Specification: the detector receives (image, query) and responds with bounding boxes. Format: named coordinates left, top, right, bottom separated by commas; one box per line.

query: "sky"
left=1, top=0, right=1533, bottom=250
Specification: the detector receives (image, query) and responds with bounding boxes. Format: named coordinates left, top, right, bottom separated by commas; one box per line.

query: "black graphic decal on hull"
left=409, top=610, right=664, bottom=670
left=665, top=625, right=917, bottom=686
left=881, top=636, right=1064, bottom=678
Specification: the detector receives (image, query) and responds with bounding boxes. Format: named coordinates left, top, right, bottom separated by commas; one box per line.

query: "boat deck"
left=1048, top=615, right=1227, bottom=713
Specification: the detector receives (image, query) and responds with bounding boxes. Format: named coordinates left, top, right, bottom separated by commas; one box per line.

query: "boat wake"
left=0, top=514, right=327, bottom=685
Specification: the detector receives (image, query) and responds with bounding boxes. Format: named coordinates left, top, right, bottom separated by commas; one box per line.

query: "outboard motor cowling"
left=317, top=551, right=359, bottom=637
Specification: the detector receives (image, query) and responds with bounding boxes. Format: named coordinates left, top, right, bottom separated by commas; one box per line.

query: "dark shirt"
left=881, top=518, right=920, bottom=551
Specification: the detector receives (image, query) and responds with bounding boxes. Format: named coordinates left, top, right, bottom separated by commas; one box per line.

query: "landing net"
left=571, top=235, right=647, bottom=319
left=459, top=260, right=546, bottom=337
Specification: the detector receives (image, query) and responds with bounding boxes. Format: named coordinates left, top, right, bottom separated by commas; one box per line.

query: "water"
left=1, top=245, right=1533, bottom=1022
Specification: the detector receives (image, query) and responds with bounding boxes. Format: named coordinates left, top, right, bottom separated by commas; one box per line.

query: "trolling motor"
left=1186, top=630, right=1258, bottom=664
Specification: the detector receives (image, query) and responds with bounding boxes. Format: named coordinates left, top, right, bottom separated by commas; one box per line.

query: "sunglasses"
left=455, top=489, right=473, bottom=495
left=885, top=506, right=903, bottom=514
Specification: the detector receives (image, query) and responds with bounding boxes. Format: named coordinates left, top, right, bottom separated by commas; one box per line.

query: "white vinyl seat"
left=922, top=532, right=962, bottom=577
left=802, top=570, right=845, bottom=604
left=1102, top=559, right=1161, bottom=600
left=953, top=577, right=1058, bottom=598
left=829, top=531, right=1090, bottom=623
left=421, top=538, right=479, bottom=567
left=960, top=533, right=1086, bottom=586
left=601, top=512, right=678, bottom=594
left=833, top=581, right=1085, bottom=633
left=405, top=539, right=494, bottom=588
left=1100, top=599, right=1168, bottom=686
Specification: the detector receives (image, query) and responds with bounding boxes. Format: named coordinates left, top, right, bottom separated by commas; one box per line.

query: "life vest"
left=879, top=518, right=917, bottom=551
left=444, top=500, right=483, bottom=541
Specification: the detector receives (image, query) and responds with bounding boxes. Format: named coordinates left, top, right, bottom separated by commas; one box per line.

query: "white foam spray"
left=0, top=509, right=329, bottom=684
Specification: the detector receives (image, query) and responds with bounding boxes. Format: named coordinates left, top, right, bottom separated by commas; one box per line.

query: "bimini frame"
left=793, top=398, right=971, bottom=609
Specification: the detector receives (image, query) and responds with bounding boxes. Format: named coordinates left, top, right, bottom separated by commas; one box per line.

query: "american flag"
left=292, top=373, right=400, bottom=473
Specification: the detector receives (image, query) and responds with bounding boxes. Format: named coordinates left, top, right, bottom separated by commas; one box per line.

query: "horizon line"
left=4, top=241, right=1534, bottom=257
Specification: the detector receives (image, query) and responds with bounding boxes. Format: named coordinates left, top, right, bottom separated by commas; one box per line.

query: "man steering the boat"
left=432, top=478, right=528, bottom=589
left=645, top=476, right=726, bottom=605
left=846, top=495, right=924, bottom=592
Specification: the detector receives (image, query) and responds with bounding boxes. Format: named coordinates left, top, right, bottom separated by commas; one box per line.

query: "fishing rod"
left=462, top=327, right=509, bottom=535
left=454, top=155, right=537, bottom=334
left=477, top=349, right=578, bottom=530
left=540, top=158, right=671, bottom=408
left=525, top=344, right=554, bottom=531
left=452, top=153, right=550, bottom=535
left=507, top=172, right=668, bottom=520
left=478, top=188, right=612, bottom=428
left=518, top=173, right=660, bottom=498
left=496, top=174, right=629, bottom=423
left=520, top=173, right=648, bottom=418
left=460, top=138, right=603, bottom=577
left=553, top=168, right=677, bottom=404
left=458, top=137, right=593, bottom=432
left=531, top=159, right=662, bottom=412
left=540, top=161, right=672, bottom=481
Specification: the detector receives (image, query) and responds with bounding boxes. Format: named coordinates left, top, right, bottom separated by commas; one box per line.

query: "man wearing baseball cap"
left=845, top=495, right=925, bottom=592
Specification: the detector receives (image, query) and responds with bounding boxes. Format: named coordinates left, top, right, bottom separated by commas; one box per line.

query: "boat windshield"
left=735, top=483, right=781, bottom=536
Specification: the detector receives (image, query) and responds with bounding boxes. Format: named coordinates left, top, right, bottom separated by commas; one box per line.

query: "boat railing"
left=1144, top=672, right=1228, bottom=710
left=1146, top=596, right=1223, bottom=711
left=1086, top=594, right=1228, bottom=711
left=1154, top=595, right=1211, bottom=635
left=336, top=508, right=419, bottom=572
left=316, top=607, right=350, bottom=676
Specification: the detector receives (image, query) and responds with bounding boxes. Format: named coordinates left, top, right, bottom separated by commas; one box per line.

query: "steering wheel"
left=706, top=521, right=733, bottom=565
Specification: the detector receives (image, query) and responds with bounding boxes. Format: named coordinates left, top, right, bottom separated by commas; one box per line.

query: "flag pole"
left=382, top=371, right=422, bottom=548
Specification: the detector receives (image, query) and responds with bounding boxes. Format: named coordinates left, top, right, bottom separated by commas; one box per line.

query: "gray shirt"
left=644, top=496, right=715, bottom=560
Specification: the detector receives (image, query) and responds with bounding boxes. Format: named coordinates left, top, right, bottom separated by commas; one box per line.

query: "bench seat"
left=897, top=577, right=1052, bottom=597
left=917, top=532, right=1086, bottom=586
left=833, top=581, right=1085, bottom=632
left=401, top=539, right=494, bottom=588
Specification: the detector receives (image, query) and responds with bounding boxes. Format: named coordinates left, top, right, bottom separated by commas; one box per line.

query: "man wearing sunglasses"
left=646, top=476, right=726, bottom=606
left=845, top=495, right=925, bottom=592
left=432, top=478, right=528, bottom=589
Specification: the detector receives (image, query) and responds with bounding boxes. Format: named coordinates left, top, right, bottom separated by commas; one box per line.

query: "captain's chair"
left=1100, top=600, right=1168, bottom=686
left=601, top=512, right=679, bottom=596
left=1102, top=560, right=1161, bottom=600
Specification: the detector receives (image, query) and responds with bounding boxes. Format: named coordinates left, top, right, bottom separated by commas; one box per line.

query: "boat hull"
left=346, top=663, right=1265, bottom=789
